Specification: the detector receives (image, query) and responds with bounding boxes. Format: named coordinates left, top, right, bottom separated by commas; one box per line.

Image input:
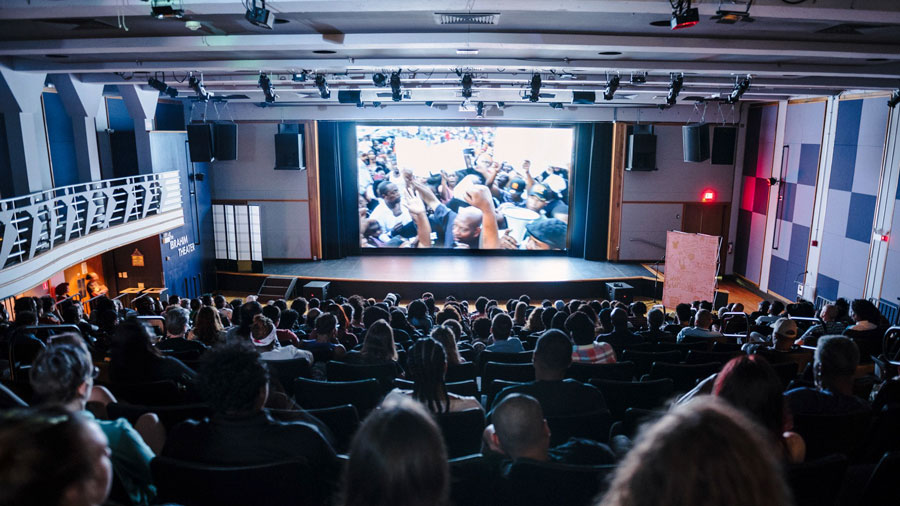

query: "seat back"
left=769, top=361, right=800, bottom=390
left=477, top=350, right=533, bottom=374
left=450, top=454, right=497, bottom=506
left=621, top=350, right=682, bottom=376
left=685, top=350, right=741, bottom=365
left=107, top=402, right=212, bottom=431
left=608, top=408, right=665, bottom=440
left=483, top=362, right=535, bottom=387
left=293, top=377, right=383, bottom=416
left=498, top=460, right=616, bottom=506
left=787, top=454, right=848, bottom=506
left=265, top=358, right=312, bottom=397
left=590, top=378, right=675, bottom=420
left=305, top=404, right=360, bottom=454
left=326, top=361, right=398, bottom=393
left=647, top=362, right=721, bottom=392
left=567, top=361, right=636, bottom=382
left=151, top=456, right=322, bottom=506
left=435, top=408, right=486, bottom=459
left=446, top=362, right=476, bottom=382
left=486, top=380, right=525, bottom=408
left=109, top=380, right=184, bottom=406
left=393, top=379, right=479, bottom=398
left=711, top=341, right=744, bottom=353
left=792, top=411, right=874, bottom=461
left=545, top=409, right=611, bottom=445
left=652, top=341, right=707, bottom=359
left=860, top=451, right=900, bottom=505
left=0, top=381, right=28, bottom=409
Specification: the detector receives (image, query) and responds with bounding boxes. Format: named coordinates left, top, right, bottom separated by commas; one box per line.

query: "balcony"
left=0, top=171, right=183, bottom=298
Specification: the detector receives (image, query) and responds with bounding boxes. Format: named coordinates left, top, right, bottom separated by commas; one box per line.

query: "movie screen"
left=357, top=125, right=574, bottom=250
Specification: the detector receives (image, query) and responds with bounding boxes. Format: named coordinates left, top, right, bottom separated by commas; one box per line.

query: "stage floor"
left=238, top=256, right=656, bottom=283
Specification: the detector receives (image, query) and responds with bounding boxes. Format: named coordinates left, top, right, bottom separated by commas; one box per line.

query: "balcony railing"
left=0, top=171, right=181, bottom=271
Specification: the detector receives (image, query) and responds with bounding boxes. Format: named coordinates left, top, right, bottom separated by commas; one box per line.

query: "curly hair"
left=198, top=344, right=269, bottom=414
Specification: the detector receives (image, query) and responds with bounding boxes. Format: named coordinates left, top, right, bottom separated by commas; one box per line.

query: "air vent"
left=434, top=12, right=500, bottom=25
left=816, top=23, right=891, bottom=35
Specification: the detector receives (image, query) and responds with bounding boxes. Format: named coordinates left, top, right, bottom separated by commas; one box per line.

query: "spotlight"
left=712, top=0, right=753, bottom=24
left=390, top=71, right=402, bottom=102
left=630, top=72, right=647, bottom=84
left=475, top=101, right=485, bottom=118
left=315, top=74, right=330, bottom=99
left=188, top=75, right=211, bottom=101
left=372, top=73, right=387, bottom=87
left=666, top=73, right=684, bottom=106
left=461, top=73, right=474, bottom=99
left=889, top=89, right=900, bottom=109
left=147, top=77, right=177, bottom=98
left=150, top=0, right=184, bottom=19
left=497, top=101, right=506, bottom=109
left=292, top=72, right=309, bottom=82
left=727, top=75, right=751, bottom=104
left=259, top=74, right=276, bottom=103
left=245, top=0, right=275, bottom=29
left=670, top=0, right=699, bottom=30
left=603, top=75, right=620, bottom=101
left=549, top=102, right=564, bottom=109
left=529, top=74, right=541, bottom=103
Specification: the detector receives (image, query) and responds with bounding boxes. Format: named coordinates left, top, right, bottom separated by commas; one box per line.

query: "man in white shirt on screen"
left=369, top=181, right=411, bottom=242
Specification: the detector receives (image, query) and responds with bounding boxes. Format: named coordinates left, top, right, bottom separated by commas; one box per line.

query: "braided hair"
left=407, top=338, right=450, bottom=413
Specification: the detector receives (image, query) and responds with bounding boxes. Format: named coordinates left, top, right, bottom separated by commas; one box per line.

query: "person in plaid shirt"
left=566, top=312, right=616, bottom=364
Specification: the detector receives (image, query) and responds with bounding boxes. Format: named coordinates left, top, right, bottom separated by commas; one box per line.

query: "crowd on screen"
left=357, top=127, right=570, bottom=250
left=0, top=289, right=896, bottom=506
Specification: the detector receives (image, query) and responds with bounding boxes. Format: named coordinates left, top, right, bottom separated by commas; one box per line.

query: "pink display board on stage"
left=662, top=231, right=721, bottom=308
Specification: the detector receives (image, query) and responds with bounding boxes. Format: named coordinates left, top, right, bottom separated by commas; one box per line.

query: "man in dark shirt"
left=163, top=345, right=340, bottom=482
left=636, top=308, right=676, bottom=343
left=784, top=335, right=870, bottom=416
left=598, top=308, right=644, bottom=350
left=490, top=330, right=607, bottom=417
left=156, top=307, right=208, bottom=356
left=662, top=303, right=693, bottom=334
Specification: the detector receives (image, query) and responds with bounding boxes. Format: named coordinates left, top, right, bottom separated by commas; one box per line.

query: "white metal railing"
left=0, top=171, right=181, bottom=270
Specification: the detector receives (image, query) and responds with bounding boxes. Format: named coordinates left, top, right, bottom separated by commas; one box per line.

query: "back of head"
left=363, top=305, right=391, bottom=329
left=647, top=308, right=665, bottom=329
left=610, top=308, right=628, bottom=329
left=492, top=394, right=548, bottom=459
left=262, top=304, right=281, bottom=323
left=109, top=319, right=158, bottom=382
left=534, top=330, right=572, bottom=376
left=475, top=296, right=489, bottom=314
left=541, top=307, right=558, bottom=330
left=363, top=320, right=397, bottom=361
left=550, top=311, right=567, bottom=331
left=250, top=315, right=277, bottom=348
left=492, top=313, right=513, bottom=341
left=407, top=338, right=448, bottom=413
left=675, top=303, right=692, bottom=324
left=695, top=309, right=712, bottom=329
left=472, top=317, right=491, bottom=341
left=598, top=397, right=791, bottom=506
left=165, top=307, right=190, bottom=336
left=30, top=344, right=93, bottom=405
left=850, top=298, right=879, bottom=323
left=713, top=355, right=785, bottom=439
left=315, top=312, right=338, bottom=336
left=340, top=397, right=448, bottom=506
left=430, top=325, right=460, bottom=365
left=565, top=311, right=595, bottom=346
left=407, top=299, right=427, bottom=319
left=770, top=300, right=785, bottom=316
left=815, top=335, right=859, bottom=383
left=199, top=344, right=269, bottom=415
left=238, top=301, right=263, bottom=333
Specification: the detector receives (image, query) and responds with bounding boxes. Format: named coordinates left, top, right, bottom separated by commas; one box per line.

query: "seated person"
left=755, top=300, right=785, bottom=326
left=566, top=312, right=615, bottom=364
left=743, top=318, right=810, bottom=366
left=157, top=307, right=208, bottom=356
left=598, top=308, right=644, bottom=349
left=484, top=393, right=616, bottom=466
left=797, top=304, right=847, bottom=345
left=842, top=298, right=884, bottom=361
left=384, top=338, right=482, bottom=413
left=368, top=182, right=412, bottom=243
left=262, top=305, right=301, bottom=347
left=784, top=335, right=870, bottom=416
left=250, top=315, right=314, bottom=362
left=676, top=309, right=723, bottom=343
left=343, top=319, right=404, bottom=377
left=490, top=330, right=607, bottom=417
left=109, top=320, right=197, bottom=389
left=636, top=308, right=676, bottom=343
left=298, top=313, right=347, bottom=362
left=163, top=344, right=339, bottom=479
left=486, top=314, right=524, bottom=353
left=662, top=303, right=693, bottom=335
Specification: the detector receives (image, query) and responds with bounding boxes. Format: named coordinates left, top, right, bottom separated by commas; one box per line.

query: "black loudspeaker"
left=606, top=282, right=634, bottom=304
left=626, top=134, right=657, bottom=171
left=714, top=290, right=729, bottom=309
left=337, top=90, right=362, bottom=105
left=303, top=281, right=329, bottom=300
left=274, top=133, right=304, bottom=170
left=186, top=124, right=214, bottom=163
left=682, top=123, right=710, bottom=162
left=711, top=126, right=738, bottom=165
left=213, top=123, right=238, bottom=161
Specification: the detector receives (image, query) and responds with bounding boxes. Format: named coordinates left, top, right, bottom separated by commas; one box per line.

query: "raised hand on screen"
left=499, top=230, right=519, bottom=250
left=464, top=184, right=494, bottom=212
left=402, top=187, right=426, bottom=216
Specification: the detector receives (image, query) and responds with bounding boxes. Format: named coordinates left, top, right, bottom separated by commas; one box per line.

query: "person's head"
left=238, top=301, right=263, bottom=334
left=198, top=344, right=269, bottom=415
left=610, top=308, right=629, bottom=329
left=565, top=311, right=596, bottom=346
left=212, top=294, right=226, bottom=309
left=39, top=295, right=56, bottom=316
left=192, top=306, right=224, bottom=345
left=598, top=397, right=792, bottom=506
left=339, top=396, right=449, bottom=506
left=491, top=313, right=513, bottom=341
left=525, top=307, right=544, bottom=332
left=647, top=308, right=665, bottom=330
left=261, top=304, right=281, bottom=325
left=771, top=318, right=798, bottom=350
left=523, top=218, right=567, bottom=250
left=820, top=304, right=838, bottom=322
left=0, top=407, right=112, bottom=506
left=250, top=315, right=278, bottom=351
left=533, top=330, right=572, bottom=380
left=674, top=303, right=692, bottom=325
left=849, top=298, right=879, bottom=324
left=407, top=299, right=428, bottom=320
left=308, top=297, right=321, bottom=309
left=694, top=309, right=713, bottom=330
left=550, top=311, right=567, bottom=332
left=512, top=301, right=528, bottom=325
left=598, top=308, right=612, bottom=332
left=452, top=206, right=483, bottom=244
left=30, top=343, right=96, bottom=409
left=406, top=338, right=449, bottom=413
left=769, top=300, right=785, bottom=316
left=630, top=301, right=647, bottom=318
left=713, top=355, right=787, bottom=443
left=315, top=313, right=338, bottom=341
left=472, top=317, right=492, bottom=341
left=378, top=181, right=402, bottom=207
left=290, top=297, right=308, bottom=315
left=526, top=184, right=552, bottom=212
left=490, top=394, right=551, bottom=461
left=540, top=306, right=557, bottom=330
left=109, top=319, right=161, bottom=382
left=279, top=309, right=299, bottom=330
left=430, top=325, right=461, bottom=366
left=61, top=304, right=82, bottom=325
left=363, top=305, right=391, bottom=329
left=814, top=335, right=859, bottom=393
left=164, top=307, right=190, bottom=337
left=362, top=320, right=398, bottom=362
left=55, top=282, right=70, bottom=299
left=435, top=307, right=460, bottom=326
left=475, top=297, right=489, bottom=315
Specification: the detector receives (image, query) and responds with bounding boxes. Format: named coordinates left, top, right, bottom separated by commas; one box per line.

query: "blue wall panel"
left=155, top=101, right=184, bottom=131
left=43, top=91, right=80, bottom=187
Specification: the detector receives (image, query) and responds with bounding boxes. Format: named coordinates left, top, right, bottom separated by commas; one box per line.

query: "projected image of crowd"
left=357, top=126, right=572, bottom=250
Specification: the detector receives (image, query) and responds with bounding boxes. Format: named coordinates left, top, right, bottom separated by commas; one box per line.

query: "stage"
left=217, top=256, right=661, bottom=301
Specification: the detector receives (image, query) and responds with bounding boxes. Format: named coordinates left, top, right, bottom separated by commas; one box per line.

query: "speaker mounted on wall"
left=186, top=123, right=214, bottom=163
left=682, top=122, right=710, bottom=163
left=711, top=126, right=738, bottom=165
left=213, top=123, right=238, bottom=161
left=626, top=125, right=657, bottom=171
left=274, top=132, right=305, bottom=170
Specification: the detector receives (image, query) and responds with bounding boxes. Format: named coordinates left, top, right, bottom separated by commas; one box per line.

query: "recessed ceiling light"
left=313, top=50, right=337, bottom=55
left=274, top=18, right=290, bottom=24
left=457, top=48, right=479, bottom=55
left=649, top=20, right=671, bottom=27
left=46, top=54, right=69, bottom=59
left=598, top=51, right=622, bottom=56
left=866, top=57, right=888, bottom=62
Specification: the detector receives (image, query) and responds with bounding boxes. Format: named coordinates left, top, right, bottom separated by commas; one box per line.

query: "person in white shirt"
left=368, top=182, right=411, bottom=243
left=250, top=315, right=313, bottom=363
left=676, top=309, right=724, bottom=343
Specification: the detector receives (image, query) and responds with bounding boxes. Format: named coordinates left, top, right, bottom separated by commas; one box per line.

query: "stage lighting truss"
left=244, top=0, right=275, bottom=29
left=390, top=71, right=403, bottom=101
left=727, top=75, right=751, bottom=104
left=315, top=74, right=331, bottom=99
left=603, top=74, right=620, bottom=101
left=460, top=72, right=474, bottom=99
left=188, top=74, right=212, bottom=101
left=259, top=73, right=277, bottom=103
left=148, top=75, right=178, bottom=98
left=292, top=71, right=309, bottom=82
left=888, top=89, right=900, bottom=109
left=666, top=73, right=684, bottom=106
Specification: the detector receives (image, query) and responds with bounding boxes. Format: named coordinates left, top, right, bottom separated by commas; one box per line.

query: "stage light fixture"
left=188, top=75, right=211, bottom=101
left=292, top=72, right=309, bottom=82
left=461, top=73, right=474, bottom=99
left=727, top=75, right=751, bottom=104
left=670, top=0, right=699, bottom=30
left=630, top=72, right=647, bottom=84
left=529, top=74, right=541, bottom=103
left=889, top=89, right=900, bottom=109
left=712, top=0, right=753, bottom=24
left=372, top=73, right=387, bottom=87
left=666, top=73, right=684, bottom=106
left=150, top=0, right=184, bottom=19
left=314, top=74, right=330, bottom=99
left=147, top=77, right=178, bottom=98
left=390, top=71, right=402, bottom=102
left=475, top=101, right=485, bottom=118
left=245, top=0, right=275, bottom=29
left=549, top=102, right=564, bottom=109
left=603, top=75, right=620, bottom=101
left=259, top=74, right=276, bottom=103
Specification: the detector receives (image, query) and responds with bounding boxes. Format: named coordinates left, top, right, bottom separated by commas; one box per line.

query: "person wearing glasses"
left=30, top=339, right=159, bottom=505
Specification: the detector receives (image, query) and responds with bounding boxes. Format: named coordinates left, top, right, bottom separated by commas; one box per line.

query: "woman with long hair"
left=188, top=306, right=225, bottom=347
left=430, top=325, right=464, bottom=366
left=109, top=319, right=196, bottom=388
left=345, top=320, right=402, bottom=373
left=384, top=338, right=480, bottom=413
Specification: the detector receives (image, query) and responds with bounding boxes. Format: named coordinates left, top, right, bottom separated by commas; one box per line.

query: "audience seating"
left=304, top=404, right=360, bottom=454
left=653, top=341, right=708, bottom=358
left=482, top=362, right=535, bottom=388
left=0, top=378, right=32, bottom=405
left=135, top=315, right=166, bottom=336
left=0, top=381, right=27, bottom=408
left=769, top=361, right=800, bottom=389
left=108, top=380, right=186, bottom=406
left=151, top=456, right=324, bottom=506
left=685, top=349, right=741, bottom=365
left=485, top=379, right=524, bottom=408
left=646, top=362, right=721, bottom=392
left=590, top=378, right=675, bottom=420
left=393, top=378, right=480, bottom=398
left=477, top=350, right=533, bottom=374
left=446, top=362, right=477, bottom=382
left=620, top=350, right=682, bottom=376
left=497, top=459, right=616, bottom=506
left=459, top=348, right=477, bottom=363
left=792, top=411, right=874, bottom=461
left=608, top=408, right=665, bottom=440
left=859, top=407, right=900, bottom=462
left=293, top=377, right=382, bottom=416
left=711, top=341, right=744, bottom=353
left=545, top=409, right=611, bottom=445
left=449, top=454, right=496, bottom=506
left=435, top=408, right=486, bottom=459
left=265, top=357, right=313, bottom=397
left=326, top=361, right=398, bottom=393
left=787, top=453, right=848, bottom=506
left=106, top=402, right=212, bottom=431
left=566, top=361, right=636, bottom=382
left=859, top=451, right=900, bottom=505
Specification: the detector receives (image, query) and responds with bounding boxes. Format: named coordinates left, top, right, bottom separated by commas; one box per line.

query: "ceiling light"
left=670, top=0, right=699, bottom=30
left=390, top=71, right=402, bottom=102
left=372, top=73, right=387, bottom=87
left=148, top=77, right=178, bottom=98
left=315, top=74, right=330, bottom=99
left=184, top=20, right=202, bottom=31
left=292, top=72, right=309, bottom=82
left=457, top=49, right=479, bottom=55
left=630, top=72, right=647, bottom=84
left=666, top=73, right=684, bottom=106
left=150, top=0, right=184, bottom=19
left=529, top=74, right=541, bottom=103
left=188, top=75, right=211, bottom=101
left=475, top=101, right=485, bottom=118
left=603, top=75, right=620, bottom=101
left=727, top=75, right=751, bottom=104
left=245, top=0, right=275, bottom=29
left=259, top=73, right=276, bottom=103
left=460, top=73, right=474, bottom=99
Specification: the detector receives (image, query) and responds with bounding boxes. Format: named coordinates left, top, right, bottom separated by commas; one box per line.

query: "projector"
left=245, top=7, right=275, bottom=29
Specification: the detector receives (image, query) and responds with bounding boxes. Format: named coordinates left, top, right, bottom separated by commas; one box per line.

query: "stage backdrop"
left=662, top=231, right=721, bottom=307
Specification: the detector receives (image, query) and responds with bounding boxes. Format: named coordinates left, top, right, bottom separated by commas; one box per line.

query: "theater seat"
left=787, top=454, right=848, bottom=506
left=497, top=459, right=616, bottom=506
left=653, top=341, right=709, bottom=359
left=646, top=362, right=722, bottom=393
left=304, top=404, right=360, bottom=454
left=108, top=380, right=185, bottom=406
left=483, top=362, right=535, bottom=387
left=326, top=361, right=399, bottom=394
left=567, top=361, right=636, bottom=382
left=293, top=377, right=383, bottom=416
left=685, top=350, right=741, bottom=365
left=590, top=378, right=675, bottom=420
left=435, top=408, right=486, bottom=459
left=106, top=402, right=212, bottom=431
left=446, top=362, right=477, bottom=382
left=477, top=350, right=534, bottom=374
left=392, top=379, right=479, bottom=398
left=792, top=411, right=874, bottom=461
left=264, top=357, right=312, bottom=397
left=545, top=409, right=612, bottom=445
left=621, top=350, right=682, bottom=377
left=860, top=451, right=900, bottom=505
